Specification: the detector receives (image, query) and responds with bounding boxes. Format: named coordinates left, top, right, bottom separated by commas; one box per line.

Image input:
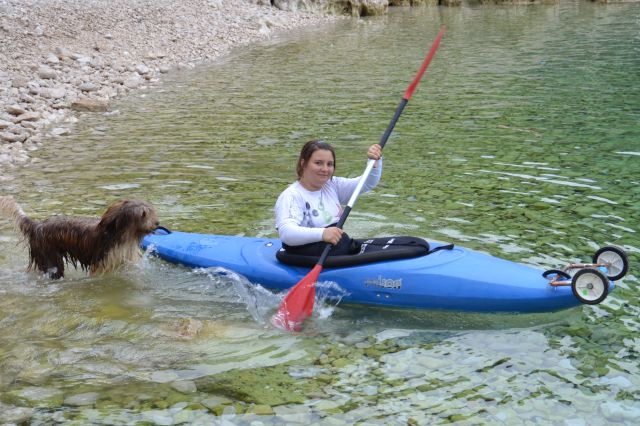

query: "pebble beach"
left=0, top=0, right=336, bottom=167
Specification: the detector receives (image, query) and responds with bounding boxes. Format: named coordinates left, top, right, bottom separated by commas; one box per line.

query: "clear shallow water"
left=1, top=2, right=640, bottom=424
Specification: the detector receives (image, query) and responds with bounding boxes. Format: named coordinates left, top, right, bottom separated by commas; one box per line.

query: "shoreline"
left=0, top=0, right=339, bottom=168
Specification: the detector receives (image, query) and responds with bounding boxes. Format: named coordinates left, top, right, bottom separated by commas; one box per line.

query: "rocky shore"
left=0, top=0, right=340, bottom=167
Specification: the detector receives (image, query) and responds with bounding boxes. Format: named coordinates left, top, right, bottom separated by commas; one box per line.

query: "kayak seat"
left=276, top=236, right=445, bottom=268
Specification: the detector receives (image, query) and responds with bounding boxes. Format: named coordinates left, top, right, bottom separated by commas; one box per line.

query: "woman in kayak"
left=275, top=140, right=382, bottom=256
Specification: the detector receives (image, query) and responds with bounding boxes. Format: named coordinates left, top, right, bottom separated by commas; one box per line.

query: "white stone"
left=37, top=66, right=57, bottom=79
left=54, top=46, right=72, bottom=60
left=45, top=53, right=60, bottom=64
left=11, top=77, right=29, bottom=88
left=150, top=370, right=179, bottom=383
left=272, top=405, right=311, bottom=423
left=79, top=82, right=99, bottom=92
left=51, top=127, right=70, bottom=136
left=21, top=121, right=37, bottom=130
left=75, top=55, right=92, bottom=66
left=7, top=104, right=26, bottom=115
left=136, top=64, right=150, bottom=75
left=141, top=410, right=173, bottom=426
left=600, top=401, right=640, bottom=421
left=14, top=112, right=40, bottom=123
left=48, top=87, right=67, bottom=99
left=375, top=329, right=412, bottom=342
left=124, top=75, right=142, bottom=89
left=0, top=406, right=34, bottom=424
left=599, top=375, right=633, bottom=389
left=1, top=131, right=25, bottom=143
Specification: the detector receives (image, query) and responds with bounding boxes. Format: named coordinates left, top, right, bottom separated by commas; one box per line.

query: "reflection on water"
left=1, top=1, right=640, bottom=423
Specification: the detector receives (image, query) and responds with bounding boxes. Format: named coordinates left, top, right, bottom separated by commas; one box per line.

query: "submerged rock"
left=171, top=380, right=198, bottom=394
left=0, top=404, right=34, bottom=424
left=63, top=392, right=99, bottom=406
left=196, top=364, right=324, bottom=406
left=5, top=386, right=64, bottom=408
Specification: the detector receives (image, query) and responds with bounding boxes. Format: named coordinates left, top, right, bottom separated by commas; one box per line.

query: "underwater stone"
left=273, top=404, right=312, bottom=423
left=0, top=405, right=34, bottom=424
left=140, top=410, right=173, bottom=425
left=363, top=347, right=383, bottom=359
left=331, top=358, right=350, bottom=368
left=150, top=370, right=180, bottom=383
left=154, top=400, right=170, bottom=409
left=201, top=396, right=233, bottom=410
left=173, top=409, right=197, bottom=424
left=6, top=387, right=64, bottom=408
left=316, top=354, right=330, bottom=365
left=600, top=401, right=640, bottom=422
left=361, top=385, right=378, bottom=396
left=171, top=380, right=197, bottom=393
left=63, top=392, right=99, bottom=406
left=315, top=373, right=333, bottom=384
left=248, top=404, right=274, bottom=415
left=600, top=376, right=633, bottom=389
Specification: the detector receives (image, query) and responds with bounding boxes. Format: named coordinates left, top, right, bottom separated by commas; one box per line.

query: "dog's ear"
left=99, top=200, right=127, bottom=233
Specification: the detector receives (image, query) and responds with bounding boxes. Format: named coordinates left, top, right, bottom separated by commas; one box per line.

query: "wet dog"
left=0, top=197, right=158, bottom=279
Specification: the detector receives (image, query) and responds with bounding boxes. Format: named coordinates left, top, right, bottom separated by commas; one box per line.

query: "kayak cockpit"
left=276, top=236, right=454, bottom=268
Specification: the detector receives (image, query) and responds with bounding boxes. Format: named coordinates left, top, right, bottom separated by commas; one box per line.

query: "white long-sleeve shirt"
left=275, top=160, right=382, bottom=246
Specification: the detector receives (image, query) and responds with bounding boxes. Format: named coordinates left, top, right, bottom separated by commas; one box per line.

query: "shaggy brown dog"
left=0, top=197, right=158, bottom=279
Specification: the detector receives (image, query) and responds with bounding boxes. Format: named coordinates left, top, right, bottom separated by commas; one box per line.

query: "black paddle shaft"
left=378, top=98, right=409, bottom=151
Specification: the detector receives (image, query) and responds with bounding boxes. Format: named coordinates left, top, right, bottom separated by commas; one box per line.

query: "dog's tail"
left=0, top=196, right=34, bottom=234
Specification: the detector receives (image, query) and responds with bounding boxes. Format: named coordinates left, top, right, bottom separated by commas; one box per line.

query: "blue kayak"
left=142, top=229, right=619, bottom=313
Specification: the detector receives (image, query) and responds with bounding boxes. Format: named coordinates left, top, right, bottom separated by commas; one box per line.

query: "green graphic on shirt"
left=318, top=195, right=333, bottom=225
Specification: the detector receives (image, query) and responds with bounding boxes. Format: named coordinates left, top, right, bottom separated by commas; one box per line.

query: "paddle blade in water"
left=271, top=264, right=321, bottom=331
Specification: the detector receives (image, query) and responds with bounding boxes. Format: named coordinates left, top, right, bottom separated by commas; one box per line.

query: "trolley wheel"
left=542, top=269, right=571, bottom=280
left=571, top=268, right=609, bottom=305
left=593, top=246, right=629, bottom=281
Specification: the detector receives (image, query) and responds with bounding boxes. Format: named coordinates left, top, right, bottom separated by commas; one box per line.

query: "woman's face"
left=300, top=149, right=335, bottom=191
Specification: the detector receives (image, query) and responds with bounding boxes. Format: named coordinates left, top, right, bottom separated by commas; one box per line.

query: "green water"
left=1, top=2, right=640, bottom=424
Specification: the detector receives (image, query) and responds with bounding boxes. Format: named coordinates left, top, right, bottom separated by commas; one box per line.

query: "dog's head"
left=99, top=199, right=159, bottom=239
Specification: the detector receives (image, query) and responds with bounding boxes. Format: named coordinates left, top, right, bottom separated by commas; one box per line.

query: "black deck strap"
left=277, top=236, right=439, bottom=268
left=427, top=243, right=454, bottom=254
left=357, top=237, right=429, bottom=251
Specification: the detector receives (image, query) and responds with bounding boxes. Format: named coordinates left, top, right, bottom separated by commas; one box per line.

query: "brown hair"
left=296, top=140, right=336, bottom=179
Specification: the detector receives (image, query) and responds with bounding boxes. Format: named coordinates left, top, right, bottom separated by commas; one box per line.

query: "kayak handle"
left=154, top=226, right=172, bottom=235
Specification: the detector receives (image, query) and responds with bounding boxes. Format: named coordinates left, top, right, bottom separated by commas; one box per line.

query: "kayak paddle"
left=271, top=26, right=446, bottom=331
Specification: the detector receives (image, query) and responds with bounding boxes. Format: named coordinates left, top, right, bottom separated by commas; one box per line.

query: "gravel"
left=0, top=0, right=337, bottom=167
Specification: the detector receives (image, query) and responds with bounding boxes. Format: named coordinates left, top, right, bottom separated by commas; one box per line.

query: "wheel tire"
left=593, top=246, right=629, bottom=281
left=542, top=269, right=571, bottom=280
left=571, top=268, right=609, bottom=305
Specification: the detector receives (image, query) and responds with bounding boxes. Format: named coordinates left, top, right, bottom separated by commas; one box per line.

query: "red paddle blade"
left=271, top=264, right=322, bottom=331
left=403, top=26, right=445, bottom=101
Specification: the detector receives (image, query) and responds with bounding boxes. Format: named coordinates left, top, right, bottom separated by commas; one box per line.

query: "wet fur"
left=0, top=197, right=158, bottom=279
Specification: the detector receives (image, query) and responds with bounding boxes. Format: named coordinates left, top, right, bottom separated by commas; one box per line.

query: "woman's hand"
left=367, top=144, right=382, bottom=161
left=322, top=227, right=344, bottom=246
